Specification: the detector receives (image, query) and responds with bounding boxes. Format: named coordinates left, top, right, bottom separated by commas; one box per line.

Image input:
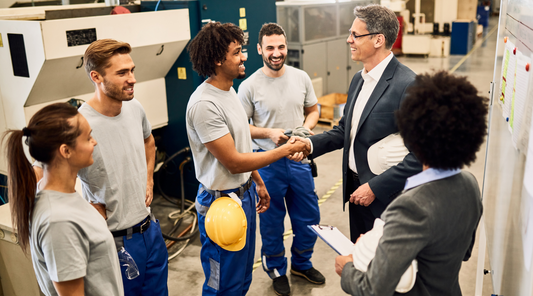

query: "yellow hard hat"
left=205, top=196, right=247, bottom=252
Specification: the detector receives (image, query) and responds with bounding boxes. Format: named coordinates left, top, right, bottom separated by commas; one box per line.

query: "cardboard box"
left=457, top=0, right=477, bottom=21
left=317, top=93, right=348, bottom=120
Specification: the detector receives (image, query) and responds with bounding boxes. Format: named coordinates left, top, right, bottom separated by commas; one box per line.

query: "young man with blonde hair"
left=80, top=39, right=168, bottom=295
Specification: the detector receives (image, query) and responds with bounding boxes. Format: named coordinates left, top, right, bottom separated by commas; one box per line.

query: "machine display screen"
left=8, top=33, right=29, bottom=78
left=66, top=28, right=97, bottom=47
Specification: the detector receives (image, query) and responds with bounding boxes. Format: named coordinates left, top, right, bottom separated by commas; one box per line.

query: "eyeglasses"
left=349, top=31, right=381, bottom=39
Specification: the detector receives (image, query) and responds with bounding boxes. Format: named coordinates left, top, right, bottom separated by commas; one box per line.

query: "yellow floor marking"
left=252, top=178, right=343, bottom=272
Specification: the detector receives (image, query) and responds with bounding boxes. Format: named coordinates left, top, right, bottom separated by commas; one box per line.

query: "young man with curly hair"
left=238, top=23, right=323, bottom=296
left=186, top=22, right=308, bottom=296
left=335, top=71, right=488, bottom=295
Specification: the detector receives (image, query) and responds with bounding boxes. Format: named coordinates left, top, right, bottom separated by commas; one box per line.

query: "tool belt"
left=112, top=215, right=151, bottom=238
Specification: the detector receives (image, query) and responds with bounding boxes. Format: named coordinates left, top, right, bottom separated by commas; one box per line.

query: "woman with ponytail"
left=3, top=102, right=123, bottom=296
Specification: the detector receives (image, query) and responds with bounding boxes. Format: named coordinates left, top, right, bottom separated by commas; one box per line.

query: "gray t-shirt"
left=78, top=99, right=151, bottom=231
left=186, top=81, right=252, bottom=190
left=30, top=190, right=123, bottom=296
left=238, top=65, right=317, bottom=151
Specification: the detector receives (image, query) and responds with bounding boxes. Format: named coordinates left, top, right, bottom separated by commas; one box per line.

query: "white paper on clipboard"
left=308, top=225, right=354, bottom=256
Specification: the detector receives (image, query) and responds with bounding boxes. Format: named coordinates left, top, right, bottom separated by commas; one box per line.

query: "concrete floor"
left=151, top=18, right=500, bottom=296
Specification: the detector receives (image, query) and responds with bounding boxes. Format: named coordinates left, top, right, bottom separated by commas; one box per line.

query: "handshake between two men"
left=282, top=131, right=376, bottom=209
left=263, top=126, right=312, bottom=162
left=285, top=137, right=311, bottom=162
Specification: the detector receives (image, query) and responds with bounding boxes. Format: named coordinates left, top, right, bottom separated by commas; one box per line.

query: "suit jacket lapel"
left=355, top=56, right=399, bottom=134
left=345, top=77, right=364, bottom=145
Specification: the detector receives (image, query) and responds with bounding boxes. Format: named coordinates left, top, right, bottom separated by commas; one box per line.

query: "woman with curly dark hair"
left=3, top=103, right=123, bottom=296
left=335, top=71, right=488, bottom=295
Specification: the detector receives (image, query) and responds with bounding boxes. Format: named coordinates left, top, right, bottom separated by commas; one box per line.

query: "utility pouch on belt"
left=310, top=158, right=318, bottom=178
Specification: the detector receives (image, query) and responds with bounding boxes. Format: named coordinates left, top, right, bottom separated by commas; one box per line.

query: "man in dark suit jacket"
left=304, top=4, right=422, bottom=241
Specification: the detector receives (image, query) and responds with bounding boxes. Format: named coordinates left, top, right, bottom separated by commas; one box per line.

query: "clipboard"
left=308, top=225, right=354, bottom=256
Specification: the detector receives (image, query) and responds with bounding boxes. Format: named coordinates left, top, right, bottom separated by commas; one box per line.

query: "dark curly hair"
left=396, top=71, right=488, bottom=169
left=188, top=22, right=244, bottom=77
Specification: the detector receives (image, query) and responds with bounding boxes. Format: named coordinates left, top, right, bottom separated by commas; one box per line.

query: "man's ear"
left=257, top=43, right=262, bottom=55
left=90, top=70, right=103, bottom=84
left=374, top=34, right=386, bottom=49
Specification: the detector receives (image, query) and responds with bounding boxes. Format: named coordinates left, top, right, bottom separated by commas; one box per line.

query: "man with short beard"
left=238, top=23, right=323, bottom=296
left=79, top=39, right=168, bottom=295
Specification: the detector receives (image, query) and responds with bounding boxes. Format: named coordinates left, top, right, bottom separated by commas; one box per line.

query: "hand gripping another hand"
left=285, top=137, right=311, bottom=162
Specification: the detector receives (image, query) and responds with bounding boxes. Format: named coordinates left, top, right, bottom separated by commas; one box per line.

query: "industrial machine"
left=0, top=204, right=44, bottom=296
left=276, top=0, right=377, bottom=96
left=0, top=2, right=190, bottom=175
left=400, top=0, right=434, bottom=56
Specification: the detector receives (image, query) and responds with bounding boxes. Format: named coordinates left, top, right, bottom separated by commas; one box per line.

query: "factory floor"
left=151, top=18, right=499, bottom=296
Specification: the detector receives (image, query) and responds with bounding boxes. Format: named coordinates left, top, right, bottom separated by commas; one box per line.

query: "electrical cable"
left=0, top=184, right=6, bottom=204
left=162, top=217, right=183, bottom=240
left=167, top=213, right=196, bottom=245
left=167, top=212, right=197, bottom=260
left=163, top=214, right=198, bottom=241
left=155, top=147, right=199, bottom=257
left=156, top=147, right=190, bottom=205
left=168, top=202, right=195, bottom=220
left=161, top=197, right=198, bottom=241
left=154, top=0, right=162, bottom=11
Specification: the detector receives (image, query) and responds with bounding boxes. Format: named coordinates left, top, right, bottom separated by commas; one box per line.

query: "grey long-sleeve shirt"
left=341, top=171, right=482, bottom=296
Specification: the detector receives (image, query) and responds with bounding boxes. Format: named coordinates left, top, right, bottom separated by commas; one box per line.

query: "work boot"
left=272, top=275, right=290, bottom=296
left=290, top=267, right=325, bottom=285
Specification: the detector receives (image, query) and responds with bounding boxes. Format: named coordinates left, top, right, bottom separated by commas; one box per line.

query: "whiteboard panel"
left=484, top=0, right=533, bottom=294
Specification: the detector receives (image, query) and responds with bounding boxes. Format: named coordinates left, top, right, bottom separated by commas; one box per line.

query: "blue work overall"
left=257, top=156, right=320, bottom=278
left=196, top=181, right=257, bottom=296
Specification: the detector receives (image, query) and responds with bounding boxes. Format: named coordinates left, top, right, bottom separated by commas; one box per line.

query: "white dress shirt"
left=349, top=52, right=394, bottom=173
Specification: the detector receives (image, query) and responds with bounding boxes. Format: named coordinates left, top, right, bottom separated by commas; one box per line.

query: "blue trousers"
left=258, top=157, right=320, bottom=278
left=196, top=182, right=257, bottom=296
left=120, top=218, right=169, bottom=296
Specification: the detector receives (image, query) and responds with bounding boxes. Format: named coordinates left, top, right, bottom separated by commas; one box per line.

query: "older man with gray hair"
left=301, top=4, right=422, bottom=241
